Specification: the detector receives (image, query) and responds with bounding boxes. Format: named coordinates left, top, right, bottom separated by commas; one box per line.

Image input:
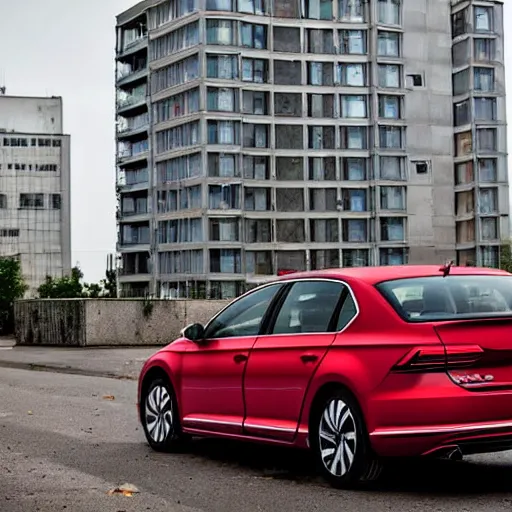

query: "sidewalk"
left=0, top=340, right=158, bottom=380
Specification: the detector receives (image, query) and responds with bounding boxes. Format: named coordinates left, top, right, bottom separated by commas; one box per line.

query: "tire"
left=311, top=388, right=383, bottom=489
left=141, top=377, right=190, bottom=452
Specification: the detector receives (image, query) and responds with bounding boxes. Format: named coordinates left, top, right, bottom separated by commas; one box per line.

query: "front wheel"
left=311, top=389, right=383, bottom=488
left=141, top=377, right=189, bottom=452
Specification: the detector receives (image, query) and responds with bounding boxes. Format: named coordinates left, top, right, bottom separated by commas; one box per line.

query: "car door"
left=243, top=279, right=348, bottom=441
left=179, top=283, right=284, bottom=436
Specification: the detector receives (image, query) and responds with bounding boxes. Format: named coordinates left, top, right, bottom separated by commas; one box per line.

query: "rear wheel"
left=141, top=377, right=189, bottom=452
left=311, top=388, right=383, bottom=488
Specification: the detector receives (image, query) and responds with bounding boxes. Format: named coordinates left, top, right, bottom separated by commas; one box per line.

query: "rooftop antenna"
left=439, top=260, right=454, bottom=277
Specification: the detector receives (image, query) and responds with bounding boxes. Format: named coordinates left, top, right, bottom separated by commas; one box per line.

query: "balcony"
left=117, top=168, right=149, bottom=193
left=117, top=57, right=148, bottom=88
left=118, top=222, right=151, bottom=252
left=117, top=139, right=149, bottom=165
left=117, top=112, right=149, bottom=139
left=117, top=35, right=148, bottom=60
left=117, top=84, right=147, bottom=115
left=120, top=192, right=150, bottom=222
left=119, top=251, right=152, bottom=283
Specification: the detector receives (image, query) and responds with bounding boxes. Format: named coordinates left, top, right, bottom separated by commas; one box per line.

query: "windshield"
left=376, top=275, right=512, bottom=322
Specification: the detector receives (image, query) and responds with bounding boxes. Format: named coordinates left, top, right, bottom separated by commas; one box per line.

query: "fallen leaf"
left=107, top=483, right=139, bottom=497
left=102, top=395, right=115, bottom=401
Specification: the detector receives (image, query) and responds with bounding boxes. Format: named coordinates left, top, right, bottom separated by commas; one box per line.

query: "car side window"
left=272, top=281, right=345, bottom=335
left=204, top=284, right=282, bottom=339
left=336, top=292, right=358, bottom=331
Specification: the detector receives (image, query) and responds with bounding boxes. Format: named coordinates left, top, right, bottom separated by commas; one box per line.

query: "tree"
left=37, top=260, right=118, bottom=299
left=499, top=239, right=512, bottom=273
left=38, top=266, right=85, bottom=299
left=0, top=257, right=28, bottom=334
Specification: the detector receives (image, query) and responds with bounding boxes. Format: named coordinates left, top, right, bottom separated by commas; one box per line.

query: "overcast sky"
left=0, top=1, right=510, bottom=282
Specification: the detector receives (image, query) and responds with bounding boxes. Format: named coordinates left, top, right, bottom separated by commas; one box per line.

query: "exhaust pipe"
left=444, top=447, right=463, bottom=461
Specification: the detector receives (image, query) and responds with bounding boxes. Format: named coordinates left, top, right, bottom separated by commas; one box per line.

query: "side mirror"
left=181, top=323, right=205, bottom=342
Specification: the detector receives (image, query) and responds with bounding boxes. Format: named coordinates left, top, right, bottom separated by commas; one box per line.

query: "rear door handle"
left=300, top=354, right=318, bottom=363
left=233, top=354, right=248, bottom=364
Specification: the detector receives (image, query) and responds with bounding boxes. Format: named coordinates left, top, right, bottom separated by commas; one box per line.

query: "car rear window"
left=376, top=275, right=512, bottom=322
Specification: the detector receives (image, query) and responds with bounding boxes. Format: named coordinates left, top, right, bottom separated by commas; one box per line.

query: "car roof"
left=275, top=265, right=510, bottom=286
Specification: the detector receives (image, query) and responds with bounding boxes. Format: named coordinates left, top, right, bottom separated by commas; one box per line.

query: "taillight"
left=392, top=345, right=483, bottom=372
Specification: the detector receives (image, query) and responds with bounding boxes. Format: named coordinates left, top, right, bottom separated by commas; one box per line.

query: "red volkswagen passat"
left=137, top=265, right=512, bottom=488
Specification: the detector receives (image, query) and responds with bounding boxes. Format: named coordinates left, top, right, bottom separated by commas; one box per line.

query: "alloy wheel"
left=318, top=398, right=357, bottom=477
left=145, top=385, right=174, bottom=443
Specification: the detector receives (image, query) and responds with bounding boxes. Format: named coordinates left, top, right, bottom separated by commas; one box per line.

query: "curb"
left=0, top=360, right=137, bottom=381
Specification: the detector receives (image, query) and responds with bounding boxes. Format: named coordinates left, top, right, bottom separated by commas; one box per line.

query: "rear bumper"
left=371, top=418, right=512, bottom=457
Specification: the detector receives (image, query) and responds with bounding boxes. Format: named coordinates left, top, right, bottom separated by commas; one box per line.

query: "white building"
left=0, top=94, right=71, bottom=296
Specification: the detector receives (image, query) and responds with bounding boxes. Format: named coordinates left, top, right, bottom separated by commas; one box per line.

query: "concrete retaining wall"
left=14, top=298, right=230, bottom=347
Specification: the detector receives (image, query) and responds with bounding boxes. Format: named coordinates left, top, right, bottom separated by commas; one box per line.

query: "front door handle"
left=300, top=354, right=318, bottom=363
left=233, top=354, right=248, bottom=364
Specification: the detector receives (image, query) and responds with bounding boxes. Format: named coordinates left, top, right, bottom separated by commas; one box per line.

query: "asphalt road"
left=2, top=369, right=512, bottom=512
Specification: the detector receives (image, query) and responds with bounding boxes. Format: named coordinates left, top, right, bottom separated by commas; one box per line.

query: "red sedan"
left=137, top=265, right=512, bottom=488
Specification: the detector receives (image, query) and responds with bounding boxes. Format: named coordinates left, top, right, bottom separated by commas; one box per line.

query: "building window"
left=379, top=126, right=403, bottom=149
left=243, top=123, right=269, bottom=148
left=275, top=92, right=301, bottom=116
left=452, top=8, right=468, bottom=37
left=0, top=229, right=19, bottom=237
left=246, top=251, right=273, bottom=274
left=207, top=87, right=238, bottom=112
left=156, top=122, right=199, bottom=153
left=309, top=126, right=335, bottom=149
left=208, top=153, right=238, bottom=177
left=150, top=21, right=200, bottom=60
left=210, top=249, right=241, bottom=273
left=245, top=220, right=271, bottom=244
left=338, top=0, right=364, bottom=22
left=304, top=0, right=333, bottom=20
left=380, top=156, right=405, bottom=180
left=474, top=67, right=495, bottom=92
left=308, top=62, right=333, bottom=86
left=340, top=126, right=367, bottom=149
left=151, top=56, right=199, bottom=93
left=20, top=193, right=44, bottom=209
left=340, top=95, right=367, bottom=118
left=378, top=64, right=400, bottom=88
left=307, top=29, right=335, bottom=54
left=309, top=157, right=336, bottom=180
left=380, top=248, right=407, bottom=265
left=273, top=26, right=301, bottom=53
left=474, top=39, right=495, bottom=61
left=206, top=0, right=235, bottom=10
left=454, top=99, right=470, bottom=126
left=453, top=69, right=470, bottom=95
left=209, top=184, right=241, bottom=209
left=478, top=158, right=497, bottom=183
left=153, top=89, right=199, bottom=122
left=452, top=39, right=470, bottom=67
left=0, top=195, right=6, bottom=208
left=207, top=54, right=238, bottom=79
left=378, top=0, right=400, bottom=25
left=474, top=6, right=492, bottom=33
left=310, top=219, right=339, bottom=243
left=342, top=158, right=366, bottom=181
left=242, top=58, right=268, bottom=83
left=481, top=218, right=498, bottom=241
left=455, top=161, right=474, bottom=185
left=341, top=189, right=366, bottom=212
left=206, top=19, right=236, bottom=45
left=455, top=131, right=472, bottom=157
left=377, top=31, right=400, bottom=57
left=243, top=155, right=269, bottom=179
left=413, top=161, right=429, bottom=175
left=245, top=187, right=271, bottom=211
left=380, top=217, right=405, bottom=241
left=51, top=194, right=61, bottom=210
left=239, top=0, right=265, bottom=14
left=339, top=30, right=366, bottom=54
left=474, top=97, right=496, bottom=121
left=241, top=23, right=267, bottom=49
left=480, top=247, right=498, bottom=268
left=343, top=249, right=369, bottom=267
left=477, top=128, right=496, bottom=152
left=479, top=188, right=497, bottom=214
left=380, top=186, right=405, bottom=210
left=378, top=95, right=401, bottom=119
left=209, top=218, right=240, bottom=242
left=207, top=120, right=240, bottom=144
left=337, top=63, right=365, bottom=86
left=342, top=219, right=367, bottom=242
